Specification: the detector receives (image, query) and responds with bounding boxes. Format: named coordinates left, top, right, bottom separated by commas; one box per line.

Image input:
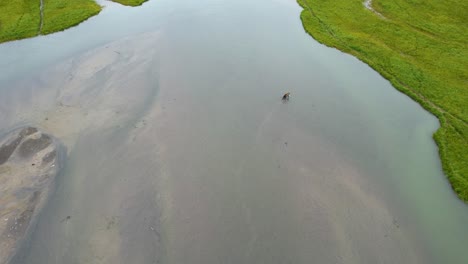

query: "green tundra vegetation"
left=0, top=0, right=150, bottom=43
left=110, top=0, right=148, bottom=7
left=0, top=0, right=41, bottom=42
left=41, top=0, right=102, bottom=35
left=0, top=0, right=101, bottom=43
left=297, top=0, right=468, bottom=202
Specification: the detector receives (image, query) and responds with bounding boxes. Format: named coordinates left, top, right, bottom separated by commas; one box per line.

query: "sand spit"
left=0, top=127, right=65, bottom=264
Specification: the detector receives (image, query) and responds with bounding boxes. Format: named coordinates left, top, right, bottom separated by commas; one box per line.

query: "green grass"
left=111, top=0, right=148, bottom=7
left=297, top=0, right=468, bottom=202
left=42, top=0, right=101, bottom=35
left=0, top=0, right=41, bottom=43
left=0, top=0, right=101, bottom=43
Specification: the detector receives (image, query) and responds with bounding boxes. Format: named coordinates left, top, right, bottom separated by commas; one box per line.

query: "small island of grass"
left=297, top=0, right=468, bottom=202
left=111, top=0, right=148, bottom=7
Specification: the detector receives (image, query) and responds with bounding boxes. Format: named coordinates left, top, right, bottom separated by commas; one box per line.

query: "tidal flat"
left=0, top=0, right=467, bottom=263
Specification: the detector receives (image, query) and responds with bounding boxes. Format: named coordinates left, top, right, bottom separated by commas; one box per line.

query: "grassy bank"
left=41, top=0, right=101, bottom=35
left=0, top=0, right=101, bottom=43
left=0, top=0, right=41, bottom=42
left=297, top=0, right=468, bottom=201
left=111, top=0, right=148, bottom=7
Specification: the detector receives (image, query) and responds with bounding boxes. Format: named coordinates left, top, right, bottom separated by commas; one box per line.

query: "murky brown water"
left=0, top=0, right=467, bottom=263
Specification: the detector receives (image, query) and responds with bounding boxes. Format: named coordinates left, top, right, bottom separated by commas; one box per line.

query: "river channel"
left=0, top=0, right=467, bottom=263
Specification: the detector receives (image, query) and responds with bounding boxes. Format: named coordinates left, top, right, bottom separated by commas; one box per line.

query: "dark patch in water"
left=0, top=137, right=23, bottom=165
left=19, top=127, right=38, bottom=137
left=0, top=127, right=39, bottom=165
left=42, top=150, right=56, bottom=164
left=18, top=134, right=51, bottom=159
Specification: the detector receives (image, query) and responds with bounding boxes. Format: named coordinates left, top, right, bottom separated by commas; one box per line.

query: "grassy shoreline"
left=111, top=0, right=148, bottom=7
left=0, top=0, right=101, bottom=43
left=297, top=0, right=468, bottom=202
left=0, top=0, right=151, bottom=43
left=41, top=0, right=102, bottom=35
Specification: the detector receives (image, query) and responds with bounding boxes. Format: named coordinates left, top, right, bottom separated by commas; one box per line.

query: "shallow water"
left=1, top=0, right=467, bottom=263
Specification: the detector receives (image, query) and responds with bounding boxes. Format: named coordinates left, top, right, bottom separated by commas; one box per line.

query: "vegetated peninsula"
left=111, top=0, right=149, bottom=7
left=297, top=0, right=468, bottom=202
left=0, top=0, right=101, bottom=43
left=0, top=0, right=149, bottom=44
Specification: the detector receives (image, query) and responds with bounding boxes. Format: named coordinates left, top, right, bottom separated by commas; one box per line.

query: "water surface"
left=0, top=0, right=467, bottom=263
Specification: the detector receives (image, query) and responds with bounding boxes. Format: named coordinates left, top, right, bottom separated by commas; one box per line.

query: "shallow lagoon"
left=0, top=0, right=467, bottom=263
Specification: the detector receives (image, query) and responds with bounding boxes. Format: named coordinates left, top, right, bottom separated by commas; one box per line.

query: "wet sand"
left=3, top=33, right=162, bottom=263
left=2, top=32, right=421, bottom=263
left=0, top=127, right=64, bottom=264
left=0, top=0, right=467, bottom=263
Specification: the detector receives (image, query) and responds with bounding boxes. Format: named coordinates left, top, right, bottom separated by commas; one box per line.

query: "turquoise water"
left=0, top=0, right=467, bottom=263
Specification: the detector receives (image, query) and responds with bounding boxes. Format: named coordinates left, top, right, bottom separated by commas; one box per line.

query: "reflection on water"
left=0, top=0, right=467, bottom=263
